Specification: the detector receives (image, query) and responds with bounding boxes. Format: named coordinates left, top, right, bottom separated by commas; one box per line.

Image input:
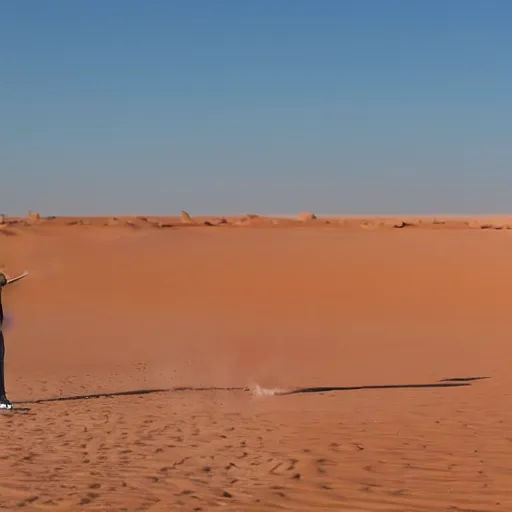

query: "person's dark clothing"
left=0, top=289, right=5, bottom=398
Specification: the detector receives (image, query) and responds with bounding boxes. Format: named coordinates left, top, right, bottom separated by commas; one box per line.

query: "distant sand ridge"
left=2, top=210, right=512, bottom=233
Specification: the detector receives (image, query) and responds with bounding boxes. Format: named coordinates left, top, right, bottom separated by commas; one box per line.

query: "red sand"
left=1, top=216, right=512, bottom=510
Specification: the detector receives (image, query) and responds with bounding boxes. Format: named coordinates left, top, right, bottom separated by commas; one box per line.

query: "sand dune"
left=1, top=216, right=512, bottom=510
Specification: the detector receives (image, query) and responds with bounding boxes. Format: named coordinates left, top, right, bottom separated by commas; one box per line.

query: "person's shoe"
left=0, top=396, right=13, bottom=410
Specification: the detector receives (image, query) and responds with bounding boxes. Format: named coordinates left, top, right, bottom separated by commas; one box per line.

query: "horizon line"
left=7, top=212, right=512, bottom=219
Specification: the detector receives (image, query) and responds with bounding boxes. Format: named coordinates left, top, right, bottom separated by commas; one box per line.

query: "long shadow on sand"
left=17, top=377, right=489, bottom=404
left=278, top=377, right=490, bottom=395
left=439, top=376, right=489, bottom=383
left=18, top=388, right=171, bottom=405
left=19, top=387, right=249, bottom=404
left=279, top=382, right=468, bottom=395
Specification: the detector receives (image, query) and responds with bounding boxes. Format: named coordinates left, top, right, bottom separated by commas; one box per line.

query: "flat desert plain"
left=1, top=215, right=512, bottom=511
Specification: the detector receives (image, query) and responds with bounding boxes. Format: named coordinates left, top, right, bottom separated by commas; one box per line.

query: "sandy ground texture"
left=1, top=215, right=512, bottom=511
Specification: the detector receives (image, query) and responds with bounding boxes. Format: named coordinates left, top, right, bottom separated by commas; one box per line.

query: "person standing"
left=0, top=271, right=13, bottom=409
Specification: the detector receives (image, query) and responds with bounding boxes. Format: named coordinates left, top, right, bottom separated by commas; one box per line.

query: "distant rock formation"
left=467, top=220, right=482, bottom=229
left=27, top=210, right=41, bottom=224
left=298, top=212, right=316, bottom=221
left=469, top=221, right=510, bottom=230
left=202, top=217, right=229, bottom=226
left=156, top=221, right=173, bottom=228
left=234, top=215, right=262, bottom=225
left=383, top=219, right=408, bottom=229
left=180, top=210, right=193, bottom=224
left=360, top=220, right=378, bottom=230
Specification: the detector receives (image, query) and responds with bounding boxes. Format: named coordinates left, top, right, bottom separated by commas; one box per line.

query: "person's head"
left=0, top=272, right=7, bottom=288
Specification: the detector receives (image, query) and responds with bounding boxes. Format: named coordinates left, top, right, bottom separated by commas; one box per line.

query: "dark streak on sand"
left=16, top=377, right=487, bottom=404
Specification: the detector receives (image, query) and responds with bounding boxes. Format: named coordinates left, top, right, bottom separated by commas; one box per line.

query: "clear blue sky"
left=1, top=1, right=511, bottom=216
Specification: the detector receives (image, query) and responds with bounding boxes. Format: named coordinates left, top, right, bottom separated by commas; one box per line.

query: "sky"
left=1, top=1, right=511, bottom=216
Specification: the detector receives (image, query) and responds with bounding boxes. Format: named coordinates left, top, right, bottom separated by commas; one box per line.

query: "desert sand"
left=1, top=213, right=512, bottom=511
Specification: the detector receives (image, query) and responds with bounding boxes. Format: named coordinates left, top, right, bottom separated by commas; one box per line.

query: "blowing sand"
left=1, top=216, right=512, bottom=510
